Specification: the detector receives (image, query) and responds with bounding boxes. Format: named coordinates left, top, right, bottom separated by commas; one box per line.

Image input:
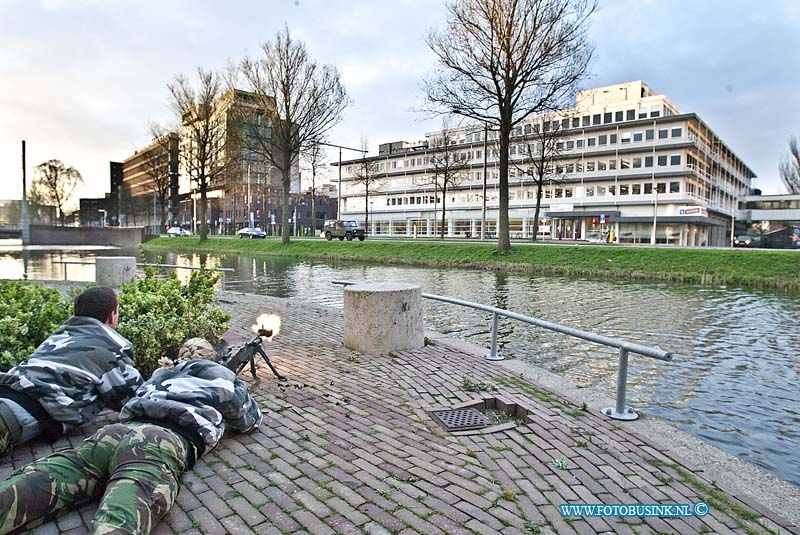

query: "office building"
left=334, top=81, right=755, bottom=246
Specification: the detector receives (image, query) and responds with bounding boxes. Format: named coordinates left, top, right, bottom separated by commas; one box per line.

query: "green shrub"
left=117, top=267, right=230, bottom=377
left=0, top=280, right=72, bottom=371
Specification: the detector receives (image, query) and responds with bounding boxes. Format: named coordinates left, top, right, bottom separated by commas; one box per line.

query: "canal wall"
left=29, top=225, right=145, bottom=247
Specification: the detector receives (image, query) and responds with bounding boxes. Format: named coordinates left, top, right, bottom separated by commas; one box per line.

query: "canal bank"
left=3, top=281, right=797, bottom=534
left=142, top=237, right=800, bottom=292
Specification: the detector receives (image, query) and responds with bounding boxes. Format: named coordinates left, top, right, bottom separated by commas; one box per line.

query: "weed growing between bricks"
left=647, top=458, right=779, bottom=535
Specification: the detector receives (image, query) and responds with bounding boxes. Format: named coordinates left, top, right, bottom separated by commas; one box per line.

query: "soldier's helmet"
left=177, top=338, right=218, bottom=363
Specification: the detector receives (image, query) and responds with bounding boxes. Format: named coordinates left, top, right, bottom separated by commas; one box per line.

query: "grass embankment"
left=142, top=237, right=800, bottom=292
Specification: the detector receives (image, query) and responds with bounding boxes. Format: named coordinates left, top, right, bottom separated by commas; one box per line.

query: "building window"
left=670, top=181, right=680, bottom=193
left=603, top=112, right=612, bottom=124
left=609, top=159, right=617, bottom=170
left=633, top=132, right=643, bottom=142
left=632, top=184, right=641, bottom=195
left=671, top=127, right=682, bottom=138
left=644, top=183, right=653, bottom=194
left=656, top=183, right=667, bottom=194
left=632, top=157, right=642, bottom=168
left=599, top=134, right=607, bottom=145
left=621, top=133, right=631, bottom=144
left=597, top=186, right=606, bottom=196
left=582, top=115, right=590, bottom=126
left=610, top=134, right=618, bottom=144
left=585, top=186, right=594, bottom=197
left=576, top=162, right=583, bottom=172
left=593, top=114, right=601, bottom=125
left=620, top=184, right=629, bottom=195
left=555, top=188, right=563, bottom=198
left=639, top=107, right=648, bottom=119
left=565, top=188, right=573, bottom=198
left=562, top=118, right=570, bottom=130
left=658, top=155, right=668, bottom=166
left=576, top=140, right=584, bottom=149
left=598, top=161, right=607, bottom=171
left=566, top=140, right=575, bottom=150
left=586, top=161, right=595, bottom=171
left=626, top=109, right=635, bottom=121
left=645, top=156, right=654, bottom=167
left=646, top=129, right=654, bottom=141
left=572, top=117, right=580, bottom=128
left=670, top=155, right=682, bottom=165
left=566, top=163, right=574, bottom=173
left=609, top=185, right=616, bottom=196
left=615, top=110, right=623, bottom=122
left=587, top=137, right=596, bottom=147
left=621, top=158, right=631, bottom=169
left=658, top=129, right=669, bottom=139
left=650, top=105, right=661, bottom=118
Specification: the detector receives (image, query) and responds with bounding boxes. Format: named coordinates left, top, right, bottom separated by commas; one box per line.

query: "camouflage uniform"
left=0, top=315, right=143, bottom=456
left=0, top=359, right=261, bottom=535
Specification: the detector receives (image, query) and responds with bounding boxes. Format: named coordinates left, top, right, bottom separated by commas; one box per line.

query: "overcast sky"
left=1, top=0, right=798, bottom=206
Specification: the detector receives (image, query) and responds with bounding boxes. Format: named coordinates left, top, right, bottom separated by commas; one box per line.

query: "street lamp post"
left=98, top=209, right=107, bottom=228
left=317, top=141, right=367, bottom=220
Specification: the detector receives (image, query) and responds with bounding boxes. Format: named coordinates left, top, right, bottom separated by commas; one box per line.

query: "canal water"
left=1, top=240, right=798, bottom=487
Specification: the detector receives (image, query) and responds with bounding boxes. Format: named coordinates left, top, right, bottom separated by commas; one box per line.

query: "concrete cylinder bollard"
left=343, top=282, right=424, bottom=353
left=95, top=256, right=137, bottom=287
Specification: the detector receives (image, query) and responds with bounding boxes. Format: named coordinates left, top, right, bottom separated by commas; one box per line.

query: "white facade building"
left=334, top=81, right=755, bottom=246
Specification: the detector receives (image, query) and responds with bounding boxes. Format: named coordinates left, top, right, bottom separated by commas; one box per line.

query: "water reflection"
left=1, top=241, right=798, bottom=487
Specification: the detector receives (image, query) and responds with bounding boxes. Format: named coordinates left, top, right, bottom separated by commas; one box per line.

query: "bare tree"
left=512, top=114, right=571, bottom=240
left=30, top=159, right=83, bottom=225
left=416, top=121, right=469, bottom=238
left=140, top=127, right=177, bottom=231
left=240, top=26, right=350, bottom=244
left=302, top=143, right=328, bottom=236
left=167, top=68, right=240, bottom=240
left=351, top=136, right=382, bottom=233
left=780, top=136, right=800, bottom=194
left=424, top=0, right=595, bottom=252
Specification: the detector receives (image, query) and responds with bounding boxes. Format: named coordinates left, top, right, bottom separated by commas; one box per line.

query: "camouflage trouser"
left=0, top=422, right=189, bottom=535
left=0, top=417, right=10, bottom=459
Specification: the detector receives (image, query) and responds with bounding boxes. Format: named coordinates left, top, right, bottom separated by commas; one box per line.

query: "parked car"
left=323, top=220, right=365, bottom=241
left=166, top=226, right=191, bottom=237
left=238, top=227, right=267, bottom=239
left=733, top=235, right=753, bottom=247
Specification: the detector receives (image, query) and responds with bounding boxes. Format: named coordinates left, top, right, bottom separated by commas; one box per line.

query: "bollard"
left=343, top=281, right=424, bottom=353
left=95, top=256, right=136, bottom=287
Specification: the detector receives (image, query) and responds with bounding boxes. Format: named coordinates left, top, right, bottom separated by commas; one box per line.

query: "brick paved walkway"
left=1, top=291, right=796, bottom=534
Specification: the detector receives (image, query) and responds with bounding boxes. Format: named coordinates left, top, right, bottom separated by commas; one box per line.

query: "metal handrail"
left=332, top=280, right=673, bottom=421
left=52, top=261, right=234, bottom=290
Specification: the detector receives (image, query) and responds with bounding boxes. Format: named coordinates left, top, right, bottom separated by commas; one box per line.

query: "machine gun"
left=217, top=327, right=286, bottom=381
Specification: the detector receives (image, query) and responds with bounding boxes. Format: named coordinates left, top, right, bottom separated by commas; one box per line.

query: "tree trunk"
left=440, top=184, right=447, bottom=239
left=532, top=180, right=544, bottom=242
left=311, top=170, right=316, bottom=237
left=281, top=166, right=291, bottom=245
left=497, top=120, right=511, bottom=252
left=199, top=183, right=208, bottom=241
left=365, top=185, right=370, bottom=234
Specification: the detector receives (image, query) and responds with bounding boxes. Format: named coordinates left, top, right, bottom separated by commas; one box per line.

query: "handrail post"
left=602, top=348, right=638, bottom=421
left=483, top=312, right=503, bottom=361
left=221, top=272, right=226, bottom=291
left=63, top=263, right=67, bottom=281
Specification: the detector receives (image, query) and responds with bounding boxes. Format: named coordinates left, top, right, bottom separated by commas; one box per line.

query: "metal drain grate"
left=430, top=408, right=491, bottom=431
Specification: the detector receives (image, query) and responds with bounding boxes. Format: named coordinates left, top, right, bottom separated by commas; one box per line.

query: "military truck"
left=323, top=220, right=366, bottom=241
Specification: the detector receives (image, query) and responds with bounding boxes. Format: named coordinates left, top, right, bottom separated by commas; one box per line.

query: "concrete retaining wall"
left=29, top=225, right=145, bottom=247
